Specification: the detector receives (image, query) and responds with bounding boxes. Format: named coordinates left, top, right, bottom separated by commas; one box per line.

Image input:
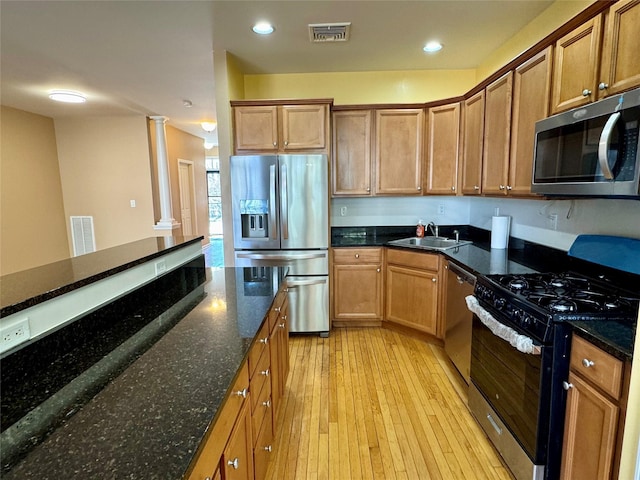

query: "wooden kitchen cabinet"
left=332, top=247, right=384, bottom=326
left=508, top=47, right=552, bottom=196
left=332, top=110, right=373, bottom=196
left=222, top=401, right=254, bottom=480
left=425, top=102, right=461, bottom=195
left=481, top=72, right=513, bottom=196
left=269, top=294, right=289, bottom=422
left=460, top=91, right=484, bottom=195
left=374, top=108, right=424, bottom=195
left=552, top=0, right=640, bottom=113
left=385, top=248, right=441, bottom=338
left=560, top=335, right=626, bottom=480
left=232, top=101, right=330, bottom=154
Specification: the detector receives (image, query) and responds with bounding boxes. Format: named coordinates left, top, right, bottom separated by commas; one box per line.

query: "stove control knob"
left=522, top=314, right=532, bottom=326
left=495, top=297, right=506, bottom=310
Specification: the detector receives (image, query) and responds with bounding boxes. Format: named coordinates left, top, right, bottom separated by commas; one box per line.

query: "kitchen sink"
left=387, top=236, right=472, bottom=251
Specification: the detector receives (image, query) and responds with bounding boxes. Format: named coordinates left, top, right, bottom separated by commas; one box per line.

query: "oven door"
left=470, top=314, right=552, bottom=466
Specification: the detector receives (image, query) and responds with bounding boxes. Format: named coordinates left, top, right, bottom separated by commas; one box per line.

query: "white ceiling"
left=1, top=0, right=555, bottom=145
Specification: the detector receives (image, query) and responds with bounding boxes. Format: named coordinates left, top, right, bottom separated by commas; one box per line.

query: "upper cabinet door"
left=598, top=0, right=640, bottom=98
left=281, top=104, right=328, bottom=151
left=461, top=91, right=485, bottom=195
left=374, top=109, right=424, bottom=195
left=234, top=106, right=279, bottom=152
left=482, top=72, right=513, bottom=196
left=551, top=16, right=603, bottom=113
left=425, top=102, right=460, bottom=195
left=332, top=110, right=373, bottom=196
left=509, top=47, right=552, bottom=196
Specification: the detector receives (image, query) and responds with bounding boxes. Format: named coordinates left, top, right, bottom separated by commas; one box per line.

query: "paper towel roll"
left=489, top=248, right=508, bottom=273
left=491, top=215, right=510, bottom=249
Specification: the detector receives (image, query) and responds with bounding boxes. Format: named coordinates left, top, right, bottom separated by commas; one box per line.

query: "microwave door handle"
left=280, top=163, right=289, bottom=239
left=269, top=164, right=277, bottom=240
left=598, top=112, right=621, bottom=180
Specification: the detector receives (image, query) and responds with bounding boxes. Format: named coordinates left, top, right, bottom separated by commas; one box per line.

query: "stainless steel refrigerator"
left=230, top=154, right=329, bottom=336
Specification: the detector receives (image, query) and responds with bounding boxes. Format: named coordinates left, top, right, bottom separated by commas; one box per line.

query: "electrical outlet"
left=548, top=213, right=558, bottom=231
left=340, top=206, right=347, bottom=217
left=155, top=259, right=167, bottom=276
left=438, top=203, right=445, bottom=215
left=0, top=317, right=31, bottom=353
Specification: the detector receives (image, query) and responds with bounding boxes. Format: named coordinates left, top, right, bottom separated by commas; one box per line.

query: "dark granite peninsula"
left=1, top=265, right=286, bottom=479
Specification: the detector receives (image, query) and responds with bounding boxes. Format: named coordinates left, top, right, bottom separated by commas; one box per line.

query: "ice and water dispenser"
left=239, top=199, right=270, bottom=240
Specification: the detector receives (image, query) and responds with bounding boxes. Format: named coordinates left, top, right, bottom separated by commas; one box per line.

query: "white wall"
left=331, top=196, right=640, bottom=251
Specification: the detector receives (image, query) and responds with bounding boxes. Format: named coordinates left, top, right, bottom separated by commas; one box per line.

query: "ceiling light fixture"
left=48, top=90, right=87, bottom=103
left=201, top=121, right=217, bottom=132
left=423, top=41, right=443, bottom=53
left=183, top=99, right=193, bottom=108
left=204, top=140, right=215, bottom=150
left=252, top=22, right=274, bottom=35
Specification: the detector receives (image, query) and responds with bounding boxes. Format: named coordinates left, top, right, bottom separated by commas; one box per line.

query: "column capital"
left=149, top=115, right=169, bottom=124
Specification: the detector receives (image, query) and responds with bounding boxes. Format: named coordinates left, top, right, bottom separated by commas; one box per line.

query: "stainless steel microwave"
left=532, top=87, right=640, bottom=197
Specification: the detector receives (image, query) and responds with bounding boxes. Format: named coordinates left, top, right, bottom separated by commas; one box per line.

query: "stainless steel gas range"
left=467, top=269, right=639, bottom=480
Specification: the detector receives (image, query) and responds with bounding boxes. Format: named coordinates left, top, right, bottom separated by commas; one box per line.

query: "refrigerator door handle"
left=280, top=163, right=289, bottom=239
left=236, top=252, right=327, bottom=261
left=286, top=277, right=328, bottom=287
left=269, top=164, right=277, bottom=240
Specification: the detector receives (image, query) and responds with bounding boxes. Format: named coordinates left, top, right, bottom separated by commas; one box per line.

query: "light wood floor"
left=265, top=327, right=515, bottom=480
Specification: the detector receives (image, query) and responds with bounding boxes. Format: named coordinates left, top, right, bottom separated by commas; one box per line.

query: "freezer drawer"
left=286, top=275, right=329, bottom=336
left=234, top=250, right=328, bottom=276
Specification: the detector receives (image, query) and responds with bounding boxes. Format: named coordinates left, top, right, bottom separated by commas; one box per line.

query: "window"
left=205, top=156, right=222, bottom=236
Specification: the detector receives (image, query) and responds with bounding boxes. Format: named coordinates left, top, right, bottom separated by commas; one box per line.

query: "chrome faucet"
left=427, top=221, right=439, bottom=238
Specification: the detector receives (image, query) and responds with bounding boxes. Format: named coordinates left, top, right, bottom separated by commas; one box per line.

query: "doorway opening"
left=178, top=159, right=196, bottom=236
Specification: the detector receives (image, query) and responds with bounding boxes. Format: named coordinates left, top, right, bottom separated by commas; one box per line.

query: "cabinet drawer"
left=251, top=379, right=272, bottom=447
left=248, top=321, right=270, bottom=377
left=386, top=248, right=439, bottom=271
left=571, top=335, right=623, bottom=399
left=268, top=289, right=287, bottom=332
left=253, top=412, right=275, bottom=480
left=333, top=247, right=382, bottom=264
left=250, top=347, right=272, bottom=411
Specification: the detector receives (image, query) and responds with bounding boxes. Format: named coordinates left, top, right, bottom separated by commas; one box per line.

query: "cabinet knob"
left=582, top=358, right=595, bottom=368
left=264, top=445, right=273, bottom=452
left=474, top=185, right=480, bottom=191
left=279, top=322, right=286, bottom=329
left=451, top=186, right=456, bottom=191
left=506, top=185, right=512, bottom=191
left=235, top=388, right=248, bottom=398
left=228, top=458, right=239, bottom=469
left=417, top=186, right=422, bottom=191
left=259, top=337, right=268, bottom=344
left=262, top=399, right=271, bottom=408
left=582, top=89, right=592, bottom=97
left=598, top=82, right=609, bottom=91
left=366, top=187, right=371, bottom=192
left=376, top=268, right=381, bottom=273
left=273, top=142, right=277, bottom=147
left=355, top=253, right=359, bottom=258
left=563, top=381, right=574, bottom=391
left=282, top=315, right=287, bottom=321
left=261, top=368, right=270, bottom=377
left=274, top=306, right=281, bottom=312
left=284, top=141, right=289, bottom=146
left=499, top=185, right=505, bottom=190
left=432, top=278, right=437, bottom=283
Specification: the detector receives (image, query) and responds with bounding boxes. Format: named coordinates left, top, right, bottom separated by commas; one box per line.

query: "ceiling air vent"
left=308, top=22, right=351, bottom=43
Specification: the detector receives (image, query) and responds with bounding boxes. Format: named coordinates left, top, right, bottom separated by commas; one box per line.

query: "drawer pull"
left=261, top=368, right=270, bottom=377
left=355, top=253, right=360, bottom=258
left=274, top=307, right=281, bottom=312
left=259, top=337, right=269, bottom=344
left=228, top=458, right=239, bottom=469
left=582, top=89, right=592, bottom=97
left=264, top=445, right=273, bottom=452
left=487, top=414, right=502, bottom=435
left=279, top=322, right=286, bottom=329
left=235, top=388, right=248, bottom=398
left=599, top=82, right=609, bottom=91
left=262, top=399, right=271, bottom=408
left=563, top=381, right=574, bottom=391
left=582, top=358, right=595, bottom=368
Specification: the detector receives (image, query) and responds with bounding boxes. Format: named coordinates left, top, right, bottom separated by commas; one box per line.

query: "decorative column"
left=150, top=116, right=180, bottom=231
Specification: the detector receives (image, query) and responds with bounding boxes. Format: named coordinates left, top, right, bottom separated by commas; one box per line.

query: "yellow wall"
left=0, top=106, right=70, bottom=274
left=244, top=69, right=476, bottom=104
left=476, top=0, right=596, bottom=83
left=55, top=116, right=157, bottom=252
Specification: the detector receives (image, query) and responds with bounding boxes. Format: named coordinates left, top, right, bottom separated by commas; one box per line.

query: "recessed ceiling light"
left=423, top=41, right=443, bottom=53
left=49, top=90, right=87, bottom=103
left=252, top=22, right=274, bottom=35
left=201, top=121, right=217, bottom=132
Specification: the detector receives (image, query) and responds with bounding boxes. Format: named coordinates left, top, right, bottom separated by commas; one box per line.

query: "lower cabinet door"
left=560, top=372, right=619, bottom=480
left=253, top=413, right=275, bottom=480
left=223, top=401, right=254, bottom=480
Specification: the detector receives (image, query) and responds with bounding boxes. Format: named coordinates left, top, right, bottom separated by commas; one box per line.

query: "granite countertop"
left=332, top=225, right=638, bottom=360
left=2, top=267, right=285, bottom=479
left=0, top=235, right=204, bottom=317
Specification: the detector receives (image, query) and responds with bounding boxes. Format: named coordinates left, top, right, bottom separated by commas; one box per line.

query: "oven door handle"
left=466, top=295, right=541, bottom=355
